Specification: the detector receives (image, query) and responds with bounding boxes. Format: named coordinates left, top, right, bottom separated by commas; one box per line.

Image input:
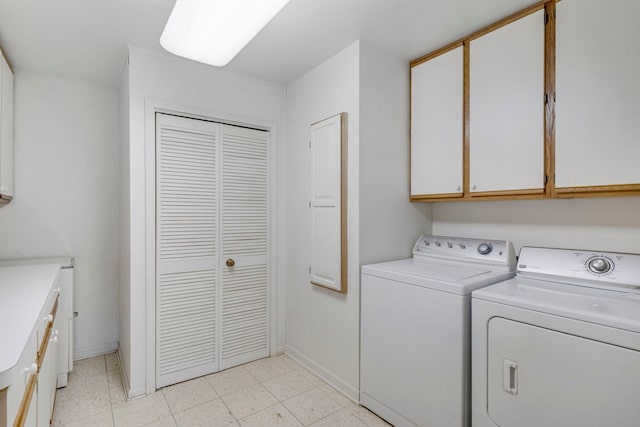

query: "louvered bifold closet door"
left=219, top=124, right=270, bottom=370
left=156, top=113, right=219, bottom=388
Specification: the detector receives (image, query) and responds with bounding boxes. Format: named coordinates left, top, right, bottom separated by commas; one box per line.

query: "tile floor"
left=52, top=353, right=390, bottom=427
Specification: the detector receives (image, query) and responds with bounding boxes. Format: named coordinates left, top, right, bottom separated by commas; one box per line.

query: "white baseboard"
left=275, top=344, right=285, bottom=355
left=74, top=341, right=119, bottom=361
left=115, top=344, right=146, bottom=401
left=284, top=344, right=359, bottom=403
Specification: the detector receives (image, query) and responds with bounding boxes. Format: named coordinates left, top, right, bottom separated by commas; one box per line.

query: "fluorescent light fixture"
left=160, top=0, right=291, bottom=67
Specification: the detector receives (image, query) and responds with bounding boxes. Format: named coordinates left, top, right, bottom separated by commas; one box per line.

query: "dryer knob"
left=588, top=258, right=611, bottom=274
left=478, top=243, right=493, bottom=255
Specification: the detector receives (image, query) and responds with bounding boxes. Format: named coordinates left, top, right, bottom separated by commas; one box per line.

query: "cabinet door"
left=555, top=0, right=640, bottom=190
left=0, top=50, right=13, bottom=199
left=411, top=46, right=463, bottom=197
left=309, top=114, right=346, bottom=293
left=37, top=331, right=57, bottom=427
left=7, top=332, right=37, bottom=427
left=469, top=10, right=545, bottom=194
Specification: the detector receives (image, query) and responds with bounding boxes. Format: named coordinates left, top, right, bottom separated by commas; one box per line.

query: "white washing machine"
left=360, top=234, right=516, bottom=427
left=472, top=246, right=640, bottom=427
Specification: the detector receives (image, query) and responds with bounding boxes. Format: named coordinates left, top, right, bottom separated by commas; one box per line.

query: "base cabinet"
left=0, top=264, right=70, bottom=427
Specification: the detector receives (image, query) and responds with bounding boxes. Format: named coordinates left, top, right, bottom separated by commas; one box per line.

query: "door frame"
left=144, top=99, right=280, bottom=394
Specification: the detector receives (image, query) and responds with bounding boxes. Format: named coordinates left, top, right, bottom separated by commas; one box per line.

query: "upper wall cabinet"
left=469, top=10, right=545, bottom=196
left=411, top=46, right=463, bottom=198
left=410, top=0, right=640, bottom=202
left=555, top=0, right=640, bottom=195
left=0, top=48, right=14, bottom=204
left=410, top=2, right=549, bottom=202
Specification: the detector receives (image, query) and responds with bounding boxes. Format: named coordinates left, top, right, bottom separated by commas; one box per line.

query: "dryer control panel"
left=413, top=235, right=516, bottom=268
left=517, top=247, right=640, bottom=290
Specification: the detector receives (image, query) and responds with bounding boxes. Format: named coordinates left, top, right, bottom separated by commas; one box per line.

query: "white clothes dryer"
left=360, top=235, right=516, bottom=427
left=472, top=246, right=640, bottom=427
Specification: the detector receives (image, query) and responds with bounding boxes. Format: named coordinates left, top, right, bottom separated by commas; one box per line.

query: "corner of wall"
left=118, top=51, right=132, bottom=388
left=358, top=42, right=432, bottom=264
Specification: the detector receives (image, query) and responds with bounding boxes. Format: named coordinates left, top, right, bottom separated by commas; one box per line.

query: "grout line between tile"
left=58, top=353, right=387, bottom=427
left=216, top=389, right=241, bottom=426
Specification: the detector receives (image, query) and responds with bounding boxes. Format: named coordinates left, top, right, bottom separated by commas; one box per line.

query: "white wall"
left=432, top=197, right=640, bottom=254
left=0, top=69, right=120, bottom=359
left=285, top=41, right=362, bottom=399
left=284, top=42, right=432, bottom=400
left=359, top=42, right=432, bottom=264
left=122, top=46, right=286, bottom=397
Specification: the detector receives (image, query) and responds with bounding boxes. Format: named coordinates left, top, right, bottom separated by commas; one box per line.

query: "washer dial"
left=477, top=243, right=493, bottom=255
left=588, top=257, right=612, bottom=274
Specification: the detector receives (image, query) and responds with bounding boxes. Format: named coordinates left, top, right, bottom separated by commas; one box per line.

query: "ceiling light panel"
left=160, top=0, right=290, bottom=67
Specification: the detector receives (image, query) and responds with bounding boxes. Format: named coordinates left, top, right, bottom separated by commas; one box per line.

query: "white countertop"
left=0, top=263, right=62, bottom=389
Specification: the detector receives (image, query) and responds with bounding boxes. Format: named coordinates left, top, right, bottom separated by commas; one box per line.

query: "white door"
left=487, top=317, right=640, bottom=427
left=156, top=114, right=270, bottom=388
left=309, top=114, right=346, bottom=293
left=469, top=10, right=545, bottom=194
left=156, top=113, right=219, bottom=388
left=555, top=0, right=640, bottom=189
left=411, top=46, right=464, bottom=197
left=219, top=124, right=270, bottom=370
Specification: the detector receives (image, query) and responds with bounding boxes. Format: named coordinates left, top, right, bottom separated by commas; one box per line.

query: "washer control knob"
left=435, top=241, right=441, bottom=247
left=477, top=243, right=493, bottom=255
left=458, top=243, right=466, bottom=249
left=447, top=242, right=453, bottom=248
left=588, top=258, right=611, bottom=274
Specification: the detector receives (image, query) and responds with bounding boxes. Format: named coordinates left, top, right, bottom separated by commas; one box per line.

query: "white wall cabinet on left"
left=0, top=48, right=14, bottom=203
left=410, top=46, right=464, bottom=199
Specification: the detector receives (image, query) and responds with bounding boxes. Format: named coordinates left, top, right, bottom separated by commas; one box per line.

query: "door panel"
left=411, top=46, right=464, bottom=196
left=219, top=124, right=269, bottom=370
left=156, top=113, right=219, bottom=388
left=487, top=317, right=640, bottom=427
left=469, top=10, right=544, bottom=193
left=555, top=0, right=640, bottom=188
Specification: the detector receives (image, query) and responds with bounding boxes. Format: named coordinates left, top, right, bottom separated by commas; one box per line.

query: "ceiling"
left=0, top=0, right=539, bottom=88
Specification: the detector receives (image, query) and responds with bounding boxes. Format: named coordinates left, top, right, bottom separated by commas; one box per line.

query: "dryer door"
left=487, top=317, right=640, bottom=427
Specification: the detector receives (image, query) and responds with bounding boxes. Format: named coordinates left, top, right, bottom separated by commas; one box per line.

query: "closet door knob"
left=226, top=259, right=235, bottom=267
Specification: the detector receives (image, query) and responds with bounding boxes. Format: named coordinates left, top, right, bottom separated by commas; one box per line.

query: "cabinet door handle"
left=503, top=359, right=518, bottom=395
left=24, top=363, right=38, bottom=377
left=226, top=259, right=235, bottom=267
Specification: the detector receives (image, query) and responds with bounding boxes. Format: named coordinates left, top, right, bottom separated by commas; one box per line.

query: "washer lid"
left=362, top=258, right=515, bottom=295
left=473, top=277, right=640, bottom=333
